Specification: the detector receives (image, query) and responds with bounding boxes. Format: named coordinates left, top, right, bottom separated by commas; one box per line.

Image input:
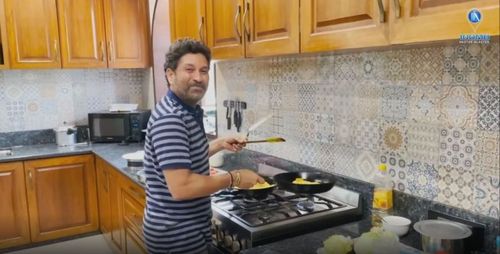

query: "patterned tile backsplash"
left=216, top=42, right=500, bottom=219
left=0, top=69, right=147, bottom=132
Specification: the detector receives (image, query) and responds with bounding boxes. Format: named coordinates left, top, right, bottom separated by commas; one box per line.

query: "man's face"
left=166, top=53, right=209, bottom=106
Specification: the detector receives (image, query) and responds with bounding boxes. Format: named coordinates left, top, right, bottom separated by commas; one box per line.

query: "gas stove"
left=210, top=185, right=362, bottom=253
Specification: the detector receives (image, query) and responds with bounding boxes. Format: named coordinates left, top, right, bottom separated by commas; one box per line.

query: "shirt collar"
left=167, top=90, right=202, bottom=115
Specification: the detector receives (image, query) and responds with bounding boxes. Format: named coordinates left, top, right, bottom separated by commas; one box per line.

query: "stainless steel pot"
left=54, top=126, right=76, bottom=147
left=414, top=219, right=472, bottom=254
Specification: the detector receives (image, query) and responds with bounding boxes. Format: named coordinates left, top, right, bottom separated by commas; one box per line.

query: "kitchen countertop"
left=241, top=218, right=423, bottom=254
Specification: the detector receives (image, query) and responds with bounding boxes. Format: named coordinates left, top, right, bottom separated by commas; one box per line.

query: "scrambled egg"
left=292, top=177, right=320, bottom=185
left=249, top=181, right=275, bottom=189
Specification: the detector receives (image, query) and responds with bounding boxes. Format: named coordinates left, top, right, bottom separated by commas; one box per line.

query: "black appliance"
left=88, top=110, right=150, bottom=143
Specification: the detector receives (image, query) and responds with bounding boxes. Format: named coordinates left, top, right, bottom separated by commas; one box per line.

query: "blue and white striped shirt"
left=143, top=90, right=211, bottom=254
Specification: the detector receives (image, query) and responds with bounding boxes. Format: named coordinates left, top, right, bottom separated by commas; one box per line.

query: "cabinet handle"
left=28, top=170, right=33, bottom=189
left=54, top=40, right=59, bottom=61
left=103, top=171, right=109, bottom=192
left=242, top=2, right=250, bottom=42
left=234, top=5, right=242, bottom=43
left=377, top=0, right=385, bottom=23
left=100, top=41, right=106, bottom=62
left=393, top=0, right=401, bottom=18
left=198, top=16, right=205, bottom=42
left=107, top=41, right=113, bottom=62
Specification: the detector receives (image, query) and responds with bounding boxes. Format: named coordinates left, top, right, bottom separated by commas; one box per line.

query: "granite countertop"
left=0, top=142, right=146, bottom=186
left=241, top=218, right=423, bottom=254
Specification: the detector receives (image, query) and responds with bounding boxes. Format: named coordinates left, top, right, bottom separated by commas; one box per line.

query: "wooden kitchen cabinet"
left=0, top=162, right=30, bottom=249
left=205, top=0, right=299, bottom=59
left=103, top=0, right=151, bottom=68
left=23, top=154, right=98, bottom=242
left=57, top=0, right=107, bottom=68
left=390, top=0, right=499, bottom=43
left=4, top=0, right=61, bottom=69
left=169, top=0, right=206, bottom=43
left=0, top=0, right=10, bottom=69
left=300, top=0, right=390, bottom=53
left=120, top=173, right=146, bottom=254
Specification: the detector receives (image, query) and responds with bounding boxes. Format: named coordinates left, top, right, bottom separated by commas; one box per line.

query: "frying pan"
left=235, top=176, right=277, bottom=199
left=273, top=171, right=336, bottom=194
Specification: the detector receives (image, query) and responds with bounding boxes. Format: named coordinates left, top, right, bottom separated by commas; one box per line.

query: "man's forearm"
left=208, top=138, right=223, bottom=157
left=164, top=170, right=230, bottom=200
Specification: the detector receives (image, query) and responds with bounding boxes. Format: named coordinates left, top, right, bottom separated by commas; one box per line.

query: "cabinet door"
left=103, top=0, right=151, bottom=68
left=301, top=0, right=389, bottom=53
left=206, top=0, right=245, bottom=59
left=169, top=0, right=206, bottom=42
left=0, top=0, right=10, bottom=69
left=245, top=0, right=299, bottom=57
left=24, top=155, right=98, bottom=242
left=390, top=0, right=499, bottom=43
left=121, top=176, right=146, bottom=254
left=0, top=162, right=30, bottom=249
left=57, top=0, right=107, bottom=68
left=4, top=0, right=61, bottom=69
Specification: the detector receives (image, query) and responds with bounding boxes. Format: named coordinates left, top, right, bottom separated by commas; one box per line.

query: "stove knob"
left=231, top=236, right=241, bottom=252
left=224, top=234, right=233, bottom=248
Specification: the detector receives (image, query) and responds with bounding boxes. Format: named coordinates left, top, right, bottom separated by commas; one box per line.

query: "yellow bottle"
left=371, top=164, right=393, bottom=226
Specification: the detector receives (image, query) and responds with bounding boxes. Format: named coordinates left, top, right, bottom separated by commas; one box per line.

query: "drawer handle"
left=377, top=0, right=385, bottom=23
left=243, top=2, right=250, bottom=42
left=393, top=0, right=401, bottom=18
left=234, top=5, right=242, bottom=43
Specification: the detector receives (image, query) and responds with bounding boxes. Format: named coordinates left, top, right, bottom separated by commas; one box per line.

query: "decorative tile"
left=298, top=83, right=317, bottom=112
left=438, top=86, right=478, bottom=128
left=317, top=53, right=335, bottom=83
left=438, top=127, right=475, bottom=171
left=333, top=53, right=362, bottom=81
left=382, top=155, right=408, bottom=192
left=269, top=84, right=283, bottom=109
left=359, top=51, right=386, bottom=81
left=353, top=118, right=379, bottom=152
left=474, top=174, right=499, bottom=218
left=332, top=144, right=356, bottom=178
left=442, top=44, right=481, bottom=86
left=333, top=116, right=353, bottom=146
left=354, top=150, right=378, bottom=181
left=479, top=42, right=499, bottom=85
left=312, top=113, right=335, bottom=144
left=380, top=120, right=408, bottom=158
left=409, top=46, right=444, bottom=86
left=437, top=165, right=474, bottom=210
left=296, top=55, right=321, bottom=84
left=332, top=80, right=355, bottom=117
left=382, top=86, right=410, bottom=120
left=407, top=123, right=440, bottom=165
left=408, top=86, right=441, bottom=124
left=475, top=131, right=499, bottom=177
left=383, top=49, right=411, bottom=82
left=478, top=86, right=499, bottom=131
left=314, top=84, right=335, bottom=114
left=354, top=81, right=381, bottom=119
left=407, top=161, right=439, bottom=200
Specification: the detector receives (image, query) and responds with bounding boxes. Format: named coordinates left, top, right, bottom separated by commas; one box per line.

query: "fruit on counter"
left=292, top=177, right=320, bottom=185
left=323, top=235, right=353, bottom=254
left=249, top=181, right=275, bottom=189
left=353, top=227, right=399, bottom=254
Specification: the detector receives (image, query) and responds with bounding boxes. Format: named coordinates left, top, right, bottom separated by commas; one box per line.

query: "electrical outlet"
left=428, top=210, right=485, bottom=253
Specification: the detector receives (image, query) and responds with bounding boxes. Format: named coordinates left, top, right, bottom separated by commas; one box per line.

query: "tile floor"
left=5, top=234, right=114, bottom=254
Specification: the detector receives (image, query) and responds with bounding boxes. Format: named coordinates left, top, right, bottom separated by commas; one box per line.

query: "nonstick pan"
left=236, top=176, right=277, bottom=199
left=273, top=171, right=336, bottom=194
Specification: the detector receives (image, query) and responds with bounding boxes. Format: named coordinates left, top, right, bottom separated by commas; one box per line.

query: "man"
left=143, top=38, right=264, bottom=254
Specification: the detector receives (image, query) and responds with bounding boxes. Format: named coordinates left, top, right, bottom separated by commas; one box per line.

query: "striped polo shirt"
left=143, top=90, right=211, bottom=254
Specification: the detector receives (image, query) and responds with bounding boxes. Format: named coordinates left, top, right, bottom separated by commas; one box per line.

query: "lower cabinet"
left=0, top=154, right=98, bottom=250
left=96, top=156, right=146, bottom=254
left=0, top=162, right=30, bottom=249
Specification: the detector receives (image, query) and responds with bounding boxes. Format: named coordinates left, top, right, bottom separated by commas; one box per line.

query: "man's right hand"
left=234, top=169, right=265, bottom=189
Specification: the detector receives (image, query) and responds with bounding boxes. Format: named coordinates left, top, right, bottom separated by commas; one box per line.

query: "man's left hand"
left=219, top=135, right=246, bottom=152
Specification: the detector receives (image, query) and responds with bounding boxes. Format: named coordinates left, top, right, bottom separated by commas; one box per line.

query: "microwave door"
left=91, top=116, right=130, bottom=142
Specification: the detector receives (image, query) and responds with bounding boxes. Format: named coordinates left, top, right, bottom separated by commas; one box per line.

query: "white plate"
left=413, top=219, right=471, bottom=239
left=122, top=150, right=144, bottom=162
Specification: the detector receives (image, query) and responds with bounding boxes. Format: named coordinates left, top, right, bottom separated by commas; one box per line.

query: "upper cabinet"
left=169, top=0, right=206, bottom=42
left=3, top=0, right=151, bottom=69
left=0, top=0, right=10, bottom=69
left=103, top=0, right=151, bottom=68
left=57, top=0, right=107, bottom=68
left=390, top=0, right=499, bottom=44
left=301, top=0, right=390, bottom=53
left=5, top=0, right=61, bottom=69
left=205, top=0, right=299, bottom=59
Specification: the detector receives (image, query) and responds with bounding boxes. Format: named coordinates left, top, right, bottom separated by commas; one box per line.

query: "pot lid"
left=122, top=150, right=144, bottom=162
left=54, top=126, right=75, bottom=132
left=414, top=219, right=472, bottom=240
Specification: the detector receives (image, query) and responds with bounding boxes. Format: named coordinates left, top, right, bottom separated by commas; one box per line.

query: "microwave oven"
left=88, top=110, right=151, bottom=143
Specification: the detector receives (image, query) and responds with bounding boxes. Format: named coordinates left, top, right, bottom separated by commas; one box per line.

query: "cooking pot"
left=54, top=126, right=76, bottom=147
left=414, top=219, right=472, bottom=254
left=122, top=150, right=145, bottom=171
left=273, top=171, right=336, bottom=194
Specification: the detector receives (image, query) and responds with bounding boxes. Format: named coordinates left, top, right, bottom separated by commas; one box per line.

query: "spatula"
left=244, top=137, right=286, bottom=144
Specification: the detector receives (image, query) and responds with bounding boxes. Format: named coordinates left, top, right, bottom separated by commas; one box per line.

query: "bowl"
left=382, top=215, right=411, bottom=236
